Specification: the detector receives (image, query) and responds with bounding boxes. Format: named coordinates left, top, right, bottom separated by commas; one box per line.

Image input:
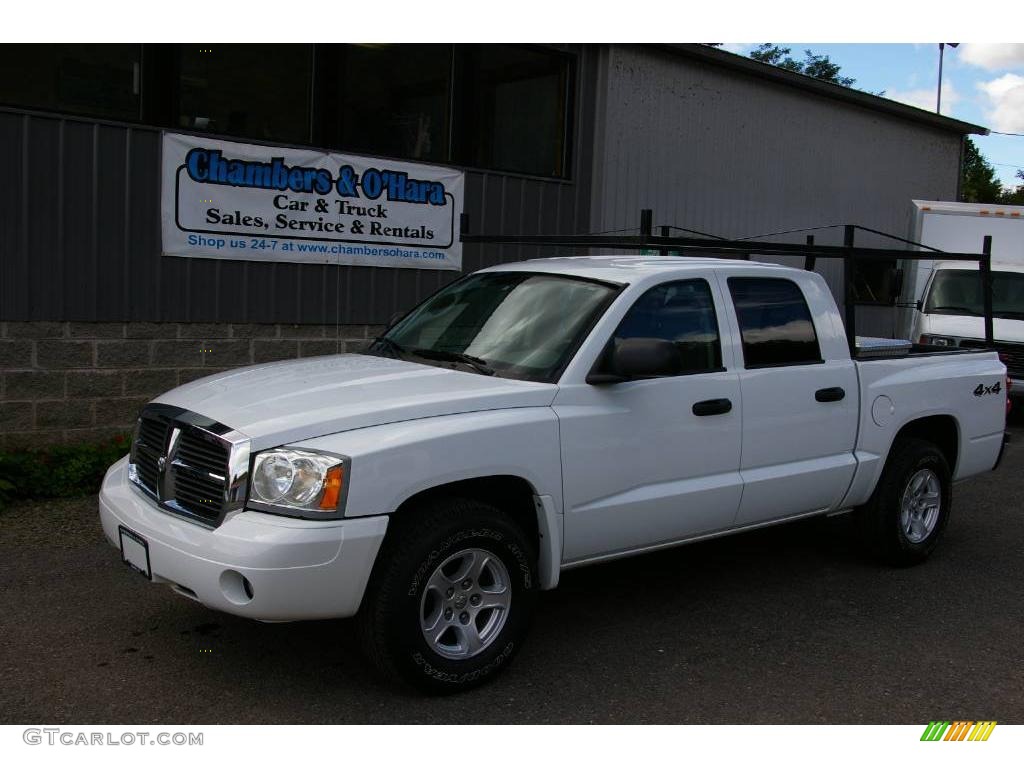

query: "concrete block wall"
left=0, top=322, right=384, bottom=449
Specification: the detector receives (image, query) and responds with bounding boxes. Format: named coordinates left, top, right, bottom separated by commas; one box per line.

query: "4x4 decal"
left=974, top=381, right=1003, bottom=397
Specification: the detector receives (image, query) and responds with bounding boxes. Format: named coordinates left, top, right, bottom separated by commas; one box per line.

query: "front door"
left=556, top=277, right=744, bottom=562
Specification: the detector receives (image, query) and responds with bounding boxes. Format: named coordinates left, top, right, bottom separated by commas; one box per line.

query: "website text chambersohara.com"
left=186, top=234, right=447, bottom=260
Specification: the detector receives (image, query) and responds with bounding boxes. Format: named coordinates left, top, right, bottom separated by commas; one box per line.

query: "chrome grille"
left=128, top=405, right=250, bottom=528
left=171, top=428, right=230, bottom=524
left=133, top=415, right=170, bottom=495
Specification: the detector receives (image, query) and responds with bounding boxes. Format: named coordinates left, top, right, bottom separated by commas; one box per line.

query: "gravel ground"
left=1, top=417, right=1022, bottom=724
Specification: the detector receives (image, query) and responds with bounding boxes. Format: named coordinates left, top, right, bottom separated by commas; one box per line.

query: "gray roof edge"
left=655, top=44, right=989, bottom=136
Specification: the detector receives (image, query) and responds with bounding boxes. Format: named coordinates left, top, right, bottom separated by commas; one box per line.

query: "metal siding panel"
left=0, top=114, right=28, bottom=318
left=127, top=129, right=161, bottom=321
left=62, top=121, right=97, bottom=320
left=93, top=125, right=128, bottom=320
left=26, top=118, right=62, bottom=319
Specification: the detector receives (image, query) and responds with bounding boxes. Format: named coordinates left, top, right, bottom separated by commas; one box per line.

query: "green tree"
left=750, top=44, right=856, bottom=87
left=960, top=137, right=1005, bottom=203
left=1000, top=169, right=1024, bottom=205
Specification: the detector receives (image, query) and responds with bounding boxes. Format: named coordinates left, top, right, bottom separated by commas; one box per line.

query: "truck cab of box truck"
left=900, top=201, right=1024, bottom=394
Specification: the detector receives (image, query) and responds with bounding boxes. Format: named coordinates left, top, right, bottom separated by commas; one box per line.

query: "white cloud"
left=719, top=43, right=754, bottom=56
left=885, top=80, right=961, bottom=115
left=960, top=44, right=1024, bottom=71
left=978, top=73, right=1024, bottom=132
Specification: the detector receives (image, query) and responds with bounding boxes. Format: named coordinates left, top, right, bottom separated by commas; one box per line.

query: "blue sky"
left=723, top=44, right=1024, bottom=188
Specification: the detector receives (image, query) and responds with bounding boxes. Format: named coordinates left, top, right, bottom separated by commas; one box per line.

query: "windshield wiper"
left=410, top=348, right=495, bottom=376
left=929, top=305, right=981, bottom=316
left=368, top=336, right=408, bottom=359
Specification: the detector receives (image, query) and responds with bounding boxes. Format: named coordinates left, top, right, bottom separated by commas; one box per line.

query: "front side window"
left=600, top=279, right=723, bottom=376
left=924, top=269, right=1024, bottom=320
left=374, top=272, right=618, bottom=382
left=728, top=277, right=822, bottom=368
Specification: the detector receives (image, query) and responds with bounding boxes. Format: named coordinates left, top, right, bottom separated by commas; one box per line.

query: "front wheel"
left=857, top=437, right=952, bottom=566
left=357, top=498, right=538, bottom=693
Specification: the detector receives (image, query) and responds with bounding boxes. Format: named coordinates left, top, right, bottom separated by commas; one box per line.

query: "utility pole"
left=937, top=43, right=959, bottom=114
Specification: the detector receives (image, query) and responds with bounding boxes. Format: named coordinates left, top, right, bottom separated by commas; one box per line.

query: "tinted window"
left=607, top=279, right=722, bottom=375
left=453, top=45, right=570, bottom=177
left=728, top=278, right=821, bottom=367
left=925, top=269, right=1024, bottom=320
left=177, top=44, right=312, bottom=143
left=334, top=44, right=451, bottom=162
left=0, top=44, right=141, bottom=120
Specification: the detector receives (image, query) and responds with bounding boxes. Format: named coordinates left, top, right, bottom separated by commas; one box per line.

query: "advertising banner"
left=161, top=133, right=463, bottom=270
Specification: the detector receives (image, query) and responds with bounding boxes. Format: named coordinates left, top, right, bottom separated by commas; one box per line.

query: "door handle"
left=692, top=398, right=732, bottom=416
left=815, top=387, right=846, bottom=403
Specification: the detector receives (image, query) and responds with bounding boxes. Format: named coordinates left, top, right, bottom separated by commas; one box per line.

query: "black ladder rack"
left=458, top=209, right=996, bottom=356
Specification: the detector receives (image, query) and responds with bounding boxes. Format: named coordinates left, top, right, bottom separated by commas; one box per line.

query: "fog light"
left=219, top=569, right=254, bottom=605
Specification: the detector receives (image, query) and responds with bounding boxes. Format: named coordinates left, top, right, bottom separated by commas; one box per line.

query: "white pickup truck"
left=99, top=255, right=1009, bottom=692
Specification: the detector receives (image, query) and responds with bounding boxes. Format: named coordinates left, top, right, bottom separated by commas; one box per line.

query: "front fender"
left=291, top=407, right=564, bottom=588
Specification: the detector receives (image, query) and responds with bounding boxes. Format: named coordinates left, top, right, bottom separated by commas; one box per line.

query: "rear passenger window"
left=608, top=279, right=723, bottom=374
left=728, top=277, right=822, bottom=368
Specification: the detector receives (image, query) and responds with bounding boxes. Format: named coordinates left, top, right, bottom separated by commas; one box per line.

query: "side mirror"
left=915, top=299, right=923, bottom=312
left=587, top=338, right=681, bottom=384
left=385, top=311, right=405, bottom=329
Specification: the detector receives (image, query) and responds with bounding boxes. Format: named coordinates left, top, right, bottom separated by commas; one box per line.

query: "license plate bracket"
left=119, top=525, right=152, bottom=580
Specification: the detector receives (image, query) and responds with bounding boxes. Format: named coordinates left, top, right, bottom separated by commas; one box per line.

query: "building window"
left=176, top=44, right=312, bottom=144
left=606, top=280, right=723, bottom=375
left=332, top=44, right=451, bottom=163
left=728, top=277, right=822, bottom=368
left=0, top=44, right=141, bottom=121
left=453, top=45, right=571, bottom=177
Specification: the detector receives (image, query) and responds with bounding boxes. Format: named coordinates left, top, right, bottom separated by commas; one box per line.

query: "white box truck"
left=899, top=200, right=1024, bottom=395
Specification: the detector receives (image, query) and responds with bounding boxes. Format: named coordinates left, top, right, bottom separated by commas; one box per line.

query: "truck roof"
left=480, top=255, right=794, bottom=283
left=932, top=260, right=1024, bottom=274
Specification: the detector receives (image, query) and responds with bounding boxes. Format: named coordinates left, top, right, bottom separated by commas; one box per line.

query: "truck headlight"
left=248, top=449, right=348, bottom=517
left=919, top=334, right=957, bottom=347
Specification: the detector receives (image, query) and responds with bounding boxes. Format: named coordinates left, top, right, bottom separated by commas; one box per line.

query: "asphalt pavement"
left=2, top=416, right=1022, bottom=724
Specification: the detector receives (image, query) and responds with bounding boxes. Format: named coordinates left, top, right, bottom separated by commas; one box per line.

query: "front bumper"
left=99, top=457, right=388, bottom=621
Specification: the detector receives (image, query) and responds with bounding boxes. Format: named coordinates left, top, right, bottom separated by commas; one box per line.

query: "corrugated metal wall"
left=589, top=45, right=964, bottom=336
left=0, top=45, right=598, bottom=325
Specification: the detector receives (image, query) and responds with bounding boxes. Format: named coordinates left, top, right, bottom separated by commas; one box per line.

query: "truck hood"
left=921, top=313, right=1024, bottom=343
left=153, top=354, right=558, bottom=450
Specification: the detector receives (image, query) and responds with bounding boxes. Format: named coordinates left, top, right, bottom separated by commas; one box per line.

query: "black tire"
left=856, top=437, right=952, bottom=566
left=356, top=497, right=538, bottom=694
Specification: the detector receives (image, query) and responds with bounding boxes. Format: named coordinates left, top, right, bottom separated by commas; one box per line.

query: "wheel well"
left=892, top=415, right=959, bottom=473
left=391, top=476, right=539, bottom=550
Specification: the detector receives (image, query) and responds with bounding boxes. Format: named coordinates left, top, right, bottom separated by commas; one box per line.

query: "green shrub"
left=0, top=434, right=131, bottom=510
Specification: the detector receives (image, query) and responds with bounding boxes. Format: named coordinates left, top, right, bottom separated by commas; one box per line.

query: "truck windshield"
left=924, top=269, right=1024, bottom=320
left=369, top=272, right=619, bottom=382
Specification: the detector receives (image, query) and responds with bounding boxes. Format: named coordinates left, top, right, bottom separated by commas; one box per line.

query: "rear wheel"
left=357, top=498, right=538, bottom=693
left=857, top=438, right=951, bottom=566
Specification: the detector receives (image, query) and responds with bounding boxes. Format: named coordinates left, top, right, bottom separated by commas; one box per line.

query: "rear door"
left=719, top=273, right=859, bottom=526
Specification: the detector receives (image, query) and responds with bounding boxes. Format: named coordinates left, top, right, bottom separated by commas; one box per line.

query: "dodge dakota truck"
left=99, top=255, right=1008, bottom=692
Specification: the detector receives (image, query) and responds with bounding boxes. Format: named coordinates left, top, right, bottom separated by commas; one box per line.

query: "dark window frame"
left=727, top=276, right=824, bottom=369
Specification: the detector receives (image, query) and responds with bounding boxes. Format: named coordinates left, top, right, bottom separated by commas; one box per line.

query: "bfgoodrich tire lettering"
left=857, top=437, right=952, bottom=566
left=357, top=498, right=538, bottom=693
